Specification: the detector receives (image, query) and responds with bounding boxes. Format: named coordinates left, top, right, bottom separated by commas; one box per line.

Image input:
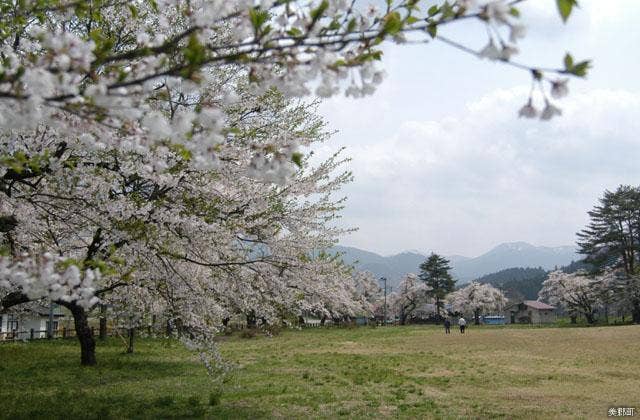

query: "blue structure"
left=482, top=315, right=505, bottom=325
left=355, top=316, right=369, bottom=326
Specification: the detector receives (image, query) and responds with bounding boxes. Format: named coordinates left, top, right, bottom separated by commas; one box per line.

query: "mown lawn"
left=1, top=325, right=638, bottom=419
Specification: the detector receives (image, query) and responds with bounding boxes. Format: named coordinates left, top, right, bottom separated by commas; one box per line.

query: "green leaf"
left=509, top=7, right=520, bottom=17
left=563, top=53, right=573, bottom=70
left=287, top=27, right=303, bottom=37
left=426, top=23, right=437, bottom=39
left=562, top=53, right=590, bottom=77
left=249, top=8, right=270, bottom=30
left=405, top=15, right=419, bottom=25
left=328, top=18, right=341, bottom=31
left=128, top=4, right=138, bottom=18
left=440, top=1, right=454, bottom=18
left=428, top=5, right=439, bottom=16
left=556, top=0, right=578, bottom=23
left=180, top=33, right=207, bottom=78
left=571, top=60, right=591, bottom=77
left=310, top=0, right=329, bottom=23
left=347, top=18, right=357, bottom=32
left=382, top=11, right=403, bottom=35
left=291, top=152, right=303, bottom=168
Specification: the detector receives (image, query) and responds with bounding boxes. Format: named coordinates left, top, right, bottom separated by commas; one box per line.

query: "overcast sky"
left=313, top=0, right=640, bottom=258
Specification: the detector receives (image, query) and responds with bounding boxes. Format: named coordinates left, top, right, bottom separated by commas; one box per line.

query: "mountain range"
left=333, top=241, right=580, bottom=288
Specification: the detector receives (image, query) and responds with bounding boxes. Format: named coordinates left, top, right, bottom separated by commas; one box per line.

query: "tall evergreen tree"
left=577, top=185, right=640, bottom=323
left=419, top=253, right=455, bottom=318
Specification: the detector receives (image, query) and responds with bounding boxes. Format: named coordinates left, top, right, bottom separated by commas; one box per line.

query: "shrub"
left=208, top=391, right=222, bottom=406
left=154, top=396, right=174, bottom=407
left=240, top=328, right=257, bottom=339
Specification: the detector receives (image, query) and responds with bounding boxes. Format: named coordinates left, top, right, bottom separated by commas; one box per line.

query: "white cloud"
left=334, top=88, right=640, bottom=257
left=311, top=0, right=640, bottom=257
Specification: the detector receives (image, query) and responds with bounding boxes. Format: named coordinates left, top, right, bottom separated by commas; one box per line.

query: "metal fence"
left=0, top=326, right=140, bottom=342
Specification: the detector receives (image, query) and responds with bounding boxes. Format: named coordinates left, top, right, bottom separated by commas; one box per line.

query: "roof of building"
left=523, top=300, right=555, bottom=310
left=2, top=305, right=66, bottom=317
left=504, top=300, right=556, bottom=311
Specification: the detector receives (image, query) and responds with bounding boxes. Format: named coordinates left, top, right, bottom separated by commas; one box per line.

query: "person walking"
left=458, top=316, right=467, bottom=334
left=444, top=318, right=451, bottom=334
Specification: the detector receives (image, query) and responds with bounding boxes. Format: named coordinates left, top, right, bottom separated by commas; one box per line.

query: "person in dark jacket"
left=444, top=318, right=451, bottom=334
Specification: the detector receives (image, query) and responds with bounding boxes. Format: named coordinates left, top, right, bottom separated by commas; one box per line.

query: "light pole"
left=380, top=277, right=387, bottom=326
left=47, top=302, right=54, bottom=339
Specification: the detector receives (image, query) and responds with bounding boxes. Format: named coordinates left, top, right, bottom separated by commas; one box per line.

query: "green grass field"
left=1, top=325, right=638, bottom=419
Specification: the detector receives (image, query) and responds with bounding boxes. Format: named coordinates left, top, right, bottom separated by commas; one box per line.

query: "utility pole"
left=47, top=302, right=54, bottom=339
left=389, top=286, right=393, bottom=324
left=380, top=277, right=387, bottom=326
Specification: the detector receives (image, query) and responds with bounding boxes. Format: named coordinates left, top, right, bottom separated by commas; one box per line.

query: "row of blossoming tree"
left=385, top=274, right=507, bottom=325
left=384, top=253, right=506, bottom=325
left=1, top=0, right=585, bottom=367
left=391, top=185, right=640, bottom=327
left=540, top=186, right=640, bottom=325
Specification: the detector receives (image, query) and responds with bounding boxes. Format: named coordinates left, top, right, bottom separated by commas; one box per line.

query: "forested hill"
left=476, top=267, right=549, bottom=301
left=476, top=260, right=592, bottom=301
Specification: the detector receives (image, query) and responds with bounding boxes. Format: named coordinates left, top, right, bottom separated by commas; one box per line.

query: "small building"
left=0, top=305, right=66, bottom=340
left=504, top=300, right=556, bottom=324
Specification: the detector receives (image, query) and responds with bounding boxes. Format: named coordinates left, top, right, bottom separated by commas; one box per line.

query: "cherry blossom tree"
left=351, top=270, right=383, bottom=317
left=1, top=0, right=590, bottom=367
left=391, top=273, right=431, bottom=325
left=446, top=281, right=507, bottom=325
left=538, top=270, right=600, bottom=324
left=0, top=84, right=358, bottom=366
left=0, top=0, right=587, bottom=144
left=591, top=269, right=632, bottom=324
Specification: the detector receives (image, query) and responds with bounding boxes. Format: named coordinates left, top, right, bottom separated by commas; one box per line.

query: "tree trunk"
left=320, top=316, right=326, bottom=326
left=127, top=328, right=134, bottom=353
left=99, top=304, right=107, bottom=340
left=1, top=293, right=99, bottom=367
left=399, top=310, right=407, bottom=326
left=632, top=304, right=640, bottom=324
left=570, top=314, right=577, bottom=324
left=585, top=312, right=595, bottom=324
left=474, top=309, right=480, bottom=325
left=435, top=297, right=441, bottom=319
left=246, top=311, right=257, bottom=328
left=66, top=302, right=97, bottom=366
left=175, top=318, right=183, bottom=336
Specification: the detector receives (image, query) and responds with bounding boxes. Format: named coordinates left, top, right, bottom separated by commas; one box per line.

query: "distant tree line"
left=389, top=185, right=640, bottom=326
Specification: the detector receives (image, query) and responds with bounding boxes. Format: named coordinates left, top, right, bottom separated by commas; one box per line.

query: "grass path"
left=1, top=325, right=638, bottom=419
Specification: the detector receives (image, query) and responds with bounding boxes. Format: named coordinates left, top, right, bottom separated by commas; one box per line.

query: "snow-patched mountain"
left=332, top=241, right=579, bottom=288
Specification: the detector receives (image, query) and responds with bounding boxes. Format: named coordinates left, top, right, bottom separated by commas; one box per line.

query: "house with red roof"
left=503, top=300, right=556, bottom=324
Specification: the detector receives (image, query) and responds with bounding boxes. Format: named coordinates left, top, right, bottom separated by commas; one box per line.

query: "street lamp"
left=47, top=302, right=54, bottom=339
left=380, top=277, right=387, bottom=326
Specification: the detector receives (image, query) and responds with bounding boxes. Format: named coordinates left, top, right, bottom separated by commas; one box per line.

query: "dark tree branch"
left=0, top=291, right=32, bottom=312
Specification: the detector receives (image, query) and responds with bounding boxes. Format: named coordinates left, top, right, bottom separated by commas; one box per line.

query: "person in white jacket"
left=458, top=317, right=467, bottom=334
